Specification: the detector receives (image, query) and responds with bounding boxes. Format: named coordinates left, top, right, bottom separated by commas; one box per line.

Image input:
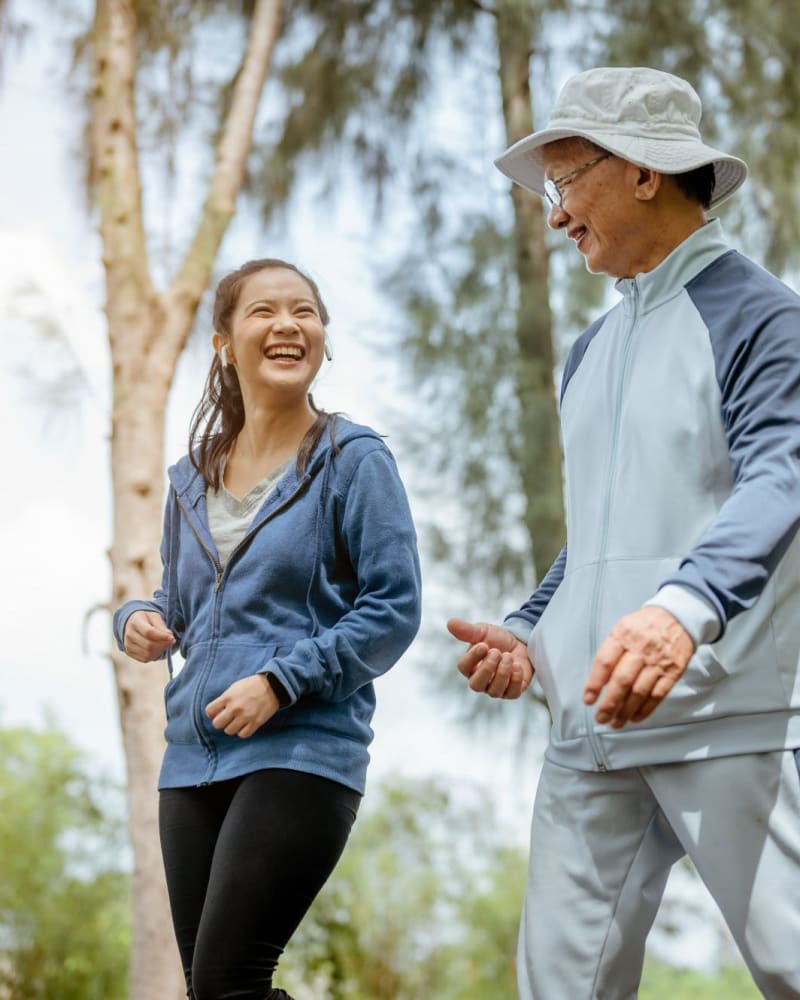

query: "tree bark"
left=90, top=1, right=283, bottom=996
left=495, top=0, right=565, bottom=579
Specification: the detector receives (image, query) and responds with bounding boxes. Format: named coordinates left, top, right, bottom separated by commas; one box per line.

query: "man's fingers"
left=583, top=635, right=625, bottom=704
left=451, top=619, right=532, bottom=700
left=456, top=642, right=489, bottom=678
left=503, top=670, right=525, bottom=700
left=468, top=650, right=501, bottom=692
left=605, top=666, right=661, bottom=727
left=484, top=654, right=531, bottom=699
left=599, top=658, right=682, bottom=726
left=486, top=653, right=515, bottom=698
left=514, top=663, right=533, bottom=697
left=631, top=695, right=661, bottom=723
left=470, top=652, right=531, bottom=699
left=586, top=609, right=694, bottom=725
left=621, top=670, right=680, bottom=724
left=594, top=650, right=646, bottom=722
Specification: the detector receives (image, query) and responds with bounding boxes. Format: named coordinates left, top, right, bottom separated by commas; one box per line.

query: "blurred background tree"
left=282, top=777, right=523, bottom=999
left=0, top=721, right=129, bottom=1000
left=278, top=777, right=760, bottom=999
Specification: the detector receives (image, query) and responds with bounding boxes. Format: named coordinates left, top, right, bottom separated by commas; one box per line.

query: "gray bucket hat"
left=495, top=67, right=748, bottom=210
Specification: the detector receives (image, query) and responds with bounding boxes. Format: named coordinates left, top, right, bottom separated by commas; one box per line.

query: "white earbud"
left=220, top=345, right=229, bottom=367
left=324, top=337, right=333, bottom=362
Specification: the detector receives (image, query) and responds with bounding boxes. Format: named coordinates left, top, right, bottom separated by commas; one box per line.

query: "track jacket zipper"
left=585, top=281, right=640, bottom=770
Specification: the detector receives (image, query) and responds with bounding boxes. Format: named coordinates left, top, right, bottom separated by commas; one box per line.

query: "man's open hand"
left=584, top=606, right=694, bottom=727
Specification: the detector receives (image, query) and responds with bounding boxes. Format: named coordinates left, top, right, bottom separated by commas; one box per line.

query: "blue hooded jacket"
left=113, top=418, right=422, bottom=793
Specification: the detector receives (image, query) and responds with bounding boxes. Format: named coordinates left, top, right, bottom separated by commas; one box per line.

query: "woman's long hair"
left=188, top=259, right=337, bottom=489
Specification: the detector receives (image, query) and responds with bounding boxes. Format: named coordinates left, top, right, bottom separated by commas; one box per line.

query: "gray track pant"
left=517, top=750, right=800, bottom=999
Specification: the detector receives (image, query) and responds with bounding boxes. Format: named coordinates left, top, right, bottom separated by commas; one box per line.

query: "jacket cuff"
left=644, top=584, right=722, bottom=647
left=502, top=616, right=534, bottom=645
left=263, top=671, right=291, bottom=707
left=259, top=663, right=297, bottom=706
left=113, top=602, right=155, bottom=653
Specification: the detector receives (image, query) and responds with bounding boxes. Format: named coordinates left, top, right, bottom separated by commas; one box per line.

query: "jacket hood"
left=167, top=417, right=383, bottom=499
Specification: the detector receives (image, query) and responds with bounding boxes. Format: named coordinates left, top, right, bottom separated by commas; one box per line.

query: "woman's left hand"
left=206, top=675, right=280, bottom=739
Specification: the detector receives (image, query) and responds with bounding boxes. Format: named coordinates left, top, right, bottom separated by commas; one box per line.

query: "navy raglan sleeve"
left=658, top=254, right=800, bottom=635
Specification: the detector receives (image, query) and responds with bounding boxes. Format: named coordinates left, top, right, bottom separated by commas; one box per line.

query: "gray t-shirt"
left=206, top=456, right=294, bottom=568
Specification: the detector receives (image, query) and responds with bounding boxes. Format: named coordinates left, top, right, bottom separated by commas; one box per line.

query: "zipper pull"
left=215, top=569, right=223, bottom=592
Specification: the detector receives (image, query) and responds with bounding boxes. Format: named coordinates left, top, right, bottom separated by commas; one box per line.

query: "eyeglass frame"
left=543, top=152, right=612, bottom=207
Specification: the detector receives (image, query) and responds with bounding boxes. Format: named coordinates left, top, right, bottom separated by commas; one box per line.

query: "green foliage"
left=591, top=0, right=800, bottom=274
left=0, top=722, right=130, bottom=1000
left=640, top=958, right=761, bottom=999
left=254, top=0, right=480, bottom=219
left=369, top=2, right=572, bottom=627
left=280, top=777, right=523, bottom=999
left=387, top=209, right=534, bottom=602
left=276, top=776, right=759, bottom=999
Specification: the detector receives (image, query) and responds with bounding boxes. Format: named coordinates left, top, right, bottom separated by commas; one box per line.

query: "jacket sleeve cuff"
left=502, top=616, right=534, bottom=645
left=263, top=671, right=291, bottom=707
left=644, top=584, right=722, bottom=647
left=113, top=602, right=155, bottom=653
left=259, top=662, right=298, bottom=706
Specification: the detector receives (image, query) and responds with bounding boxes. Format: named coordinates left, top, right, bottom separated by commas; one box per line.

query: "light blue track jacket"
left=506, top=220, right=800, bottom=771
left=113, top=419, right=421, bottom=793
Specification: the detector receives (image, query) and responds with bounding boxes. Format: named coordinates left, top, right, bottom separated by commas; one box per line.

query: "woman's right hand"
left=123, top=610, right=175, bottom=662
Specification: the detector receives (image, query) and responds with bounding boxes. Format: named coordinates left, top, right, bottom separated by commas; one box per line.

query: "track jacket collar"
left=615, top=218, right=731, bottom=315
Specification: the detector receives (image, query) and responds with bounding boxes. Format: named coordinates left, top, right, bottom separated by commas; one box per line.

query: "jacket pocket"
left=529, top=565, right=596, bottom=742
left=163, top=641, right=290, bottom=745
left=163, top=666, right=200, bottom=746
left=682, top=642, right=728, bottom=692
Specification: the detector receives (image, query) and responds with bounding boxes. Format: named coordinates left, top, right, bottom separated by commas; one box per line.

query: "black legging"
left=159, top=768, right=361, bottom=1000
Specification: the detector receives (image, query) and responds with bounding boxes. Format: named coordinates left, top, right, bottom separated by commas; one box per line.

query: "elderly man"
left=448, top=67, right=800, bottom=998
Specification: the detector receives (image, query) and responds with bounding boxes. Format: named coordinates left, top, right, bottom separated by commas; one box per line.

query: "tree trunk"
left=90, top=1, right=283, bottom=996
left=496, top=0, right=565, bottom=580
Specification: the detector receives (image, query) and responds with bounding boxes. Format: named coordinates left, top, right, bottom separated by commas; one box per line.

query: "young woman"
left=113, top=259, right=421, bottom=1000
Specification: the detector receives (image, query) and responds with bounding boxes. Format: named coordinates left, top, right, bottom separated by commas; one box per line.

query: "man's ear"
left=634, top=166, right=662, bottom=202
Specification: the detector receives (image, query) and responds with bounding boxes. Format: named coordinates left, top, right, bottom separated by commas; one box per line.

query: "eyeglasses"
left=543, top=152, right=612, bottom=207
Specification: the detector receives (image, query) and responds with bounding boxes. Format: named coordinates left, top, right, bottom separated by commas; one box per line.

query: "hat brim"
left=494, top=127, right=748, bottom=210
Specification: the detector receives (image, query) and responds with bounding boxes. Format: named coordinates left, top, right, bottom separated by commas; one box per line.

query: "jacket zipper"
left=586, top=282, right=640, bottom=770
left=175, top=494, right=223, bottom=767
left=173, top=476, right=312, bottom=773
left=214, top=476, right=311, bottom=592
